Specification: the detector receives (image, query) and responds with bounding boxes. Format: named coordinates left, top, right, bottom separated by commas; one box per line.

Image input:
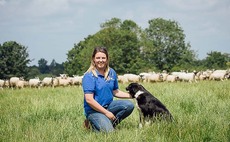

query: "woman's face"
left=93, top=52, right=108, bottom=70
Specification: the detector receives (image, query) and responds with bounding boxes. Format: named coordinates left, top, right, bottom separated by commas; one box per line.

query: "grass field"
left=0, top=81, right=230, bottom=142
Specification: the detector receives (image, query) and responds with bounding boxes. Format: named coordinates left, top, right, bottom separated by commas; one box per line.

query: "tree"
left=97, top=19, right=143, bottom=74
left=144, top=18, right=196, bottom=71
left=38, top=58, right=49, bottom=74
left=49, top=59, right=64, bottom=76
left=27, top=65, right=41, bottom=79
left=64, top=18, right=144, bottom=75
left=203, top=51, right=230, bottom=69
left=0, top=41, right=30, bottom=79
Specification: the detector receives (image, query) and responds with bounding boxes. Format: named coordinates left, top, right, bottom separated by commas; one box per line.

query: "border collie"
left=126, top=83, right=173, bottom=128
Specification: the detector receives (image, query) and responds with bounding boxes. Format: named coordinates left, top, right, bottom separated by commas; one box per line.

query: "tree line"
left=0, top=18, right=229, bottom=79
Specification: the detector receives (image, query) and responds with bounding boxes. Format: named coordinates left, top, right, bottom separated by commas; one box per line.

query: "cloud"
left=0, top=0, right=229, bottom=65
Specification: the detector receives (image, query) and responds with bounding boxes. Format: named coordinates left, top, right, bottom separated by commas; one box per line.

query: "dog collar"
left=135, top=90, right=144, bottom=98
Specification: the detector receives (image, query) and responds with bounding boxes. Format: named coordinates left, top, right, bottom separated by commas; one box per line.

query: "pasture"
left=0, top=81, right=229, bottom=142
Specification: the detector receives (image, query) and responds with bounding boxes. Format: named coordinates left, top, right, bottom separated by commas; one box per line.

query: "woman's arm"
left=85, top=93, right=116, bottom=120
left=113, top=89, right=132, bottom=98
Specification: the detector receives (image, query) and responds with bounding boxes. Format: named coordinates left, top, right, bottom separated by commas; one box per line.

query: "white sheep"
left=4, top=80, right=10, bottom=88
left=145, top=73, right=163, bottom=83
left=29, top=78, right=42, bottom=88
left=165, top=75, right=179, bottom=83
left=16, top=80, right=27, bottom=89
left=42, top=77, right=53, bottom=87
left=9, top=77, right=24, bottom=89
left=161, top=72, right=169, bottom=81
left=58, top=78, right=71, bottom=87
left=118, top=75, right=129, bottom=84
left=52, top=78, right=59, bottom=88
left=180, top=72, right=197, bottom=83
left=123, top=74, right=141, bottom=83
left=139, top=72, right=153, bottom=82
left=72, top=75, right=83, bottom=85
left=209, top=71, right=228, bottom=81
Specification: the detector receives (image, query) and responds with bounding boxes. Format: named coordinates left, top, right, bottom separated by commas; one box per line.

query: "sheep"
left=162, top=72, right=169, bottom=82
left=145, top=73, right=163, bottom=83
left=10, top=77, right=19, bottom=88
left=16, top=80, right=27, bottom=89
left=171, top=71, right=197, bottom=83
left=52, top=78, right=59, bottom=88
left=118, top=75, right=129, bottom=84
left=139, top=72, right=153, bottom=82
left=58, top=78, right=71, bottom=87
left=4, top=80, right=10, bottom=88
left=66, top=77, right=74, bottom=86
left=180, top=72, right=197, bottom=83
left=202, top=70, right=213, bottom=79
left=199, top=74, right=208, bottom=81
left=29, top=78, right=42, bottom=88
left=42, top=77, right=53, bottom=87
left=171, top=72, right=184, bottom=81
left=72, top=75, right=83, bottom=85
left=209, top=71, right=228, bottom=81
left=123, top=74, right=141, bottom=83
left=165, top=75, right=179, bottom=83
left=9, top=77, right=24, bottom=89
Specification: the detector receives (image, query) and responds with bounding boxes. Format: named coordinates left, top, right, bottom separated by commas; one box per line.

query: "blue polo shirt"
left=82, top=68, right=119, bottom=116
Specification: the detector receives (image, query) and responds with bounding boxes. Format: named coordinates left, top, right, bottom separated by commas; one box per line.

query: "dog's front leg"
left=138, top=109, right=144, bottom=128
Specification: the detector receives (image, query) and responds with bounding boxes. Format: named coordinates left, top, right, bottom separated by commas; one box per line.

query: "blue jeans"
left=86, top=100, right=134, bottom=132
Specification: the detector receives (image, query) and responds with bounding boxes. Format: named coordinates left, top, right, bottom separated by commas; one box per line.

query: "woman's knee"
left=125, top=100, right=134, bottom=111
left=88, top=113, right=114, bottom=132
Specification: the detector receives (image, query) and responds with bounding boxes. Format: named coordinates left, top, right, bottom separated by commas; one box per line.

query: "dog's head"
left=126, top=83, right=145, bottom=98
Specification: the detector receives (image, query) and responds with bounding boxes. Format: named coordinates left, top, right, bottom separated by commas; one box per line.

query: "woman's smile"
left=94, top=52, right=108, bottom=71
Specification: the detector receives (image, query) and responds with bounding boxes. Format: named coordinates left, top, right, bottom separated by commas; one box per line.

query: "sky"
left=0, top=0, right=230, bottom=66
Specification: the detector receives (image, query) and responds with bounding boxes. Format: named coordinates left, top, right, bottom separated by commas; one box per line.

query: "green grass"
left=0, top=81, right=230, bottom=142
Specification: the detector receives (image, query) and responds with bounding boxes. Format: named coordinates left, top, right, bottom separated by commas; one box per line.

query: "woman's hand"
left=85, top=93, right=116, bottom=120
left=105, top=111, right=116, bottom=121
left=113, top=89, right=132, bottom=98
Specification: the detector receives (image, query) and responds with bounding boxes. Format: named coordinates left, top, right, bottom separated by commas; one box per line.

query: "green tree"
left=98, top=19, right=143, bottom=74
left=144, top=18, right=196, bottom=71
left=0, top=41, right=30, bottom=79
left=172, top=42, right=198, bottom=71
left=203, top=51, right=230, bottom=69
left=38, top=58, right=49, bottom=74
left=49, top=59, right=64, bottom=76
left=65, top=18, right=144, bottom=75
left=27, top=65, right=41, bottom=79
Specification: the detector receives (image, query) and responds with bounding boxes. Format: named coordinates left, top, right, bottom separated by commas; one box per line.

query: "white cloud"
left=0, top=0, right=229, bottom=65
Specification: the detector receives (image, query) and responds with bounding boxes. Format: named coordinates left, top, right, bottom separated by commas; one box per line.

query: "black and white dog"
left=126, top=83, right=173, bottom=128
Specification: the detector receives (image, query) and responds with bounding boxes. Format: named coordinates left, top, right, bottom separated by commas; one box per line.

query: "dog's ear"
left=132, top=83, right=141, bottom=92
left=126, top=83, right=137, bottom=97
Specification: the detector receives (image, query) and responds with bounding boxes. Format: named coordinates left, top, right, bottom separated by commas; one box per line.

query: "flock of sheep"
left=0, top=69, right=229, bottom=90
left=0, top=74, right=83, bottom=90
left=118, top=69, right=229, bottom=83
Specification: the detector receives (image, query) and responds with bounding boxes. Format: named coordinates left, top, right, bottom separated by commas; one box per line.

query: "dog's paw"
left=145, top=120, right=151, bottom=126
left=138, top=123, right=143, bottom=129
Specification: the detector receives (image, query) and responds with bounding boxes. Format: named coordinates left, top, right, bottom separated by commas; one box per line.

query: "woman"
left=82, top=46, right=134, bottom=132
